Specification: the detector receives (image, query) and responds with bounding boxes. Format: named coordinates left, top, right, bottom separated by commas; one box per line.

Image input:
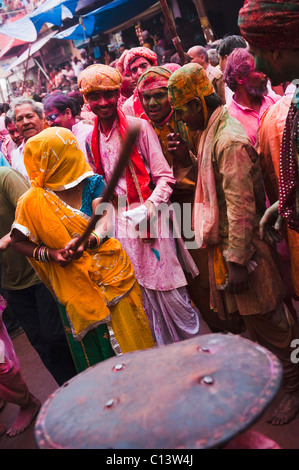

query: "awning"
left=0, top=37, right=27, bottom=60
left=54, top=0, right=158, bottom=41
left=0, top=0, right=79, bottom=42
left=105, top=2, right=161, bottom=34
left=0, top=13, right=28, bottom=58
left=5, top=29, right=58, bottom=77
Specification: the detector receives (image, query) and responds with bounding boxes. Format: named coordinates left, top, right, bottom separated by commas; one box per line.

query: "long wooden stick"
left=192, top=0, right=215, bottom=44
left=159, top=0, right=187, bottom=65
left=21, top=44, right=31, bottom=95
left=72, top=125, right=140, bottom=250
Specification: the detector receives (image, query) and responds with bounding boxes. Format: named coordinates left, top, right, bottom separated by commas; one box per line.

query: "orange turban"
left=78, top=64, right=123, bottom=95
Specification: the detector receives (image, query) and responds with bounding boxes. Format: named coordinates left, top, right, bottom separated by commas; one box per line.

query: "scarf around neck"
left=90, top=108, right=152, bottom=205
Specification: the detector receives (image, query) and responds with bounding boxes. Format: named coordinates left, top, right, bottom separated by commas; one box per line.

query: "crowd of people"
left=0, top=0, right=299, bottom=444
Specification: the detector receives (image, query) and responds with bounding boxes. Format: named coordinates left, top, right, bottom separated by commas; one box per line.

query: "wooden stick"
left=21, top=44, right=31, bottom=95
left=72, top=125, right=140, bottom=250
left=192, top=0, right=215, bottom=44
left=159, top=0, right=187, bottom=66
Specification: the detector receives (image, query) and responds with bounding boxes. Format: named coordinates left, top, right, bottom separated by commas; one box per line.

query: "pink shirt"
left=95, top=116, right=197, bottom=290
left=99, top=116, right=176, bottom=207
left=72, top=120, right=93, bottom=161
left=227, top=94, right=281, bottom=146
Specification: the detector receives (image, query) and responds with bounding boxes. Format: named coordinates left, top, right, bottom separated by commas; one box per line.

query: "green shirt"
left=0, top=167, right=40, bottom=290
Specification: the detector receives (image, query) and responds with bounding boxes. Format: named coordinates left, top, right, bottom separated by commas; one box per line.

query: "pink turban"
left=163, top=63, right=181, bottom=73
left=137, top=66, right=172, bottom=95
left=123, top=47, right=158, bottom=74
left=238, top=0, right=299, bottom=49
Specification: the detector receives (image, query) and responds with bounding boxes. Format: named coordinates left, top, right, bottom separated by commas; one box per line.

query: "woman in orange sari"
left=10, top=127, right=153, bottom=373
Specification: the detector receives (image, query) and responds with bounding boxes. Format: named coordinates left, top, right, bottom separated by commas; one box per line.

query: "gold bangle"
left=91, top=231, right=100, bottom=248
left=32, top=245, right=41, bottom=260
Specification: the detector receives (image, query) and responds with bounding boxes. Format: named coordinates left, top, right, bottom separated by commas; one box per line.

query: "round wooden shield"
left=35, top=333, right=282, bottom=449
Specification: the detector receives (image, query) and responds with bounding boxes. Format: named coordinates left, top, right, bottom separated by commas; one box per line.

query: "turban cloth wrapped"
left=238, top=0, right=299, bottom=49
left=163, top=63, right=181, bottom=73
left=168, top=63, right=215, bottom=127
left=137, top=66, right=172, bottom=95
left=78, top=64, right=123, bottom=95
left=123, top=47, right=158, bottom=74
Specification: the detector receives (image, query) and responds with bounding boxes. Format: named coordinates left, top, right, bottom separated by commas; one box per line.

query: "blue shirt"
left=0, top=152, right=10, bottom=167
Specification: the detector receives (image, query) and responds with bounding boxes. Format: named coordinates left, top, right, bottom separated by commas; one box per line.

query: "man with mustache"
left=168, top=63, right=299, bottom=426
left=10, top=98, right=45, bottom=181
left=238, top=0, right=299, bottom=238
left=79, top=64, right=200, bottom=346
left=118, top=47, right=158, bottom=119
left=223, top=47, right=280, bottom=147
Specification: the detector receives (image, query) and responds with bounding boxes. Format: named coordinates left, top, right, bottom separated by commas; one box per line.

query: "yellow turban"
left=168, top=63, right=214, bottom=107
left=78, top=64, right=123, bottom=95
left=168, top=63, right=215, bottom=128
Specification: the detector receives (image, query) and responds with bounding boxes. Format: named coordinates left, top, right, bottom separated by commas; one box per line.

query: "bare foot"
left=267, top=392, right=299, bottom=426
left=6, top=394, right=41, bottom=437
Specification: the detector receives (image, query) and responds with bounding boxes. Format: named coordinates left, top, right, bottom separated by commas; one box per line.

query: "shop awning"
left=0, top=13, right=28, bottom=58
left=105, top=2, right=161, bottom=34
left=5, top=29, right=58, bottom=76
left=54, top=0, right=159, bottom=41
left=0, top=0, right=79, bottom=42
left=0, top=37, right=27, bottom=60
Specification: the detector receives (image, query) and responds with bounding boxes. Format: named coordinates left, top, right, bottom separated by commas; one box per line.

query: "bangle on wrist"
left=32, top=245, right=41, bottom=260
left=86, top=232, right=100, bottom=249
left=92, top=231, right=100, bottom=248
left=33, top=244, right=51, bottom=263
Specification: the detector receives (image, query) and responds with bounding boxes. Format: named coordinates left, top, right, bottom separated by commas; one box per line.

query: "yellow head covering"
left=78, top=64, right=123, bottom=95
left=24, top=127, right=93, bottom=190
left=15, top=126, right=138, bottom=341
left=168, top=63, right=215, bottom=127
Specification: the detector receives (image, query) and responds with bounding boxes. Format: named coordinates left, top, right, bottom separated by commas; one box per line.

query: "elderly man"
left=78, top=63, right=200, bottom=346
left=238, top=0, right=299, bottom=236
left=10, top=97, right=45, bottom=181
left=223, top=47, right=280, bottom=146
left=43, top=93, right=93, bottom=161
left=137, top=65, right=229, bottom=333
left=118, top=47, right=158, bottom=119
left=187, top=45, right=226, bottom=104
left=168, top=63, right=299, bottom=426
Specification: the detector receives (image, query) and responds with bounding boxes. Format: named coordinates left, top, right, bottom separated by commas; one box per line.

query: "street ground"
left=1, top=304, right=299, bottom=450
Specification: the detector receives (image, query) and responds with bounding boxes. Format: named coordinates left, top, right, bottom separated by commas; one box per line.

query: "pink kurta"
left=71, top=121, right=93, bottom=161
left=227, top=94, right=280, bottom=146
left=98, top=116, right=198, bottom=291
left=87, top=115, right=200, bottom=345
